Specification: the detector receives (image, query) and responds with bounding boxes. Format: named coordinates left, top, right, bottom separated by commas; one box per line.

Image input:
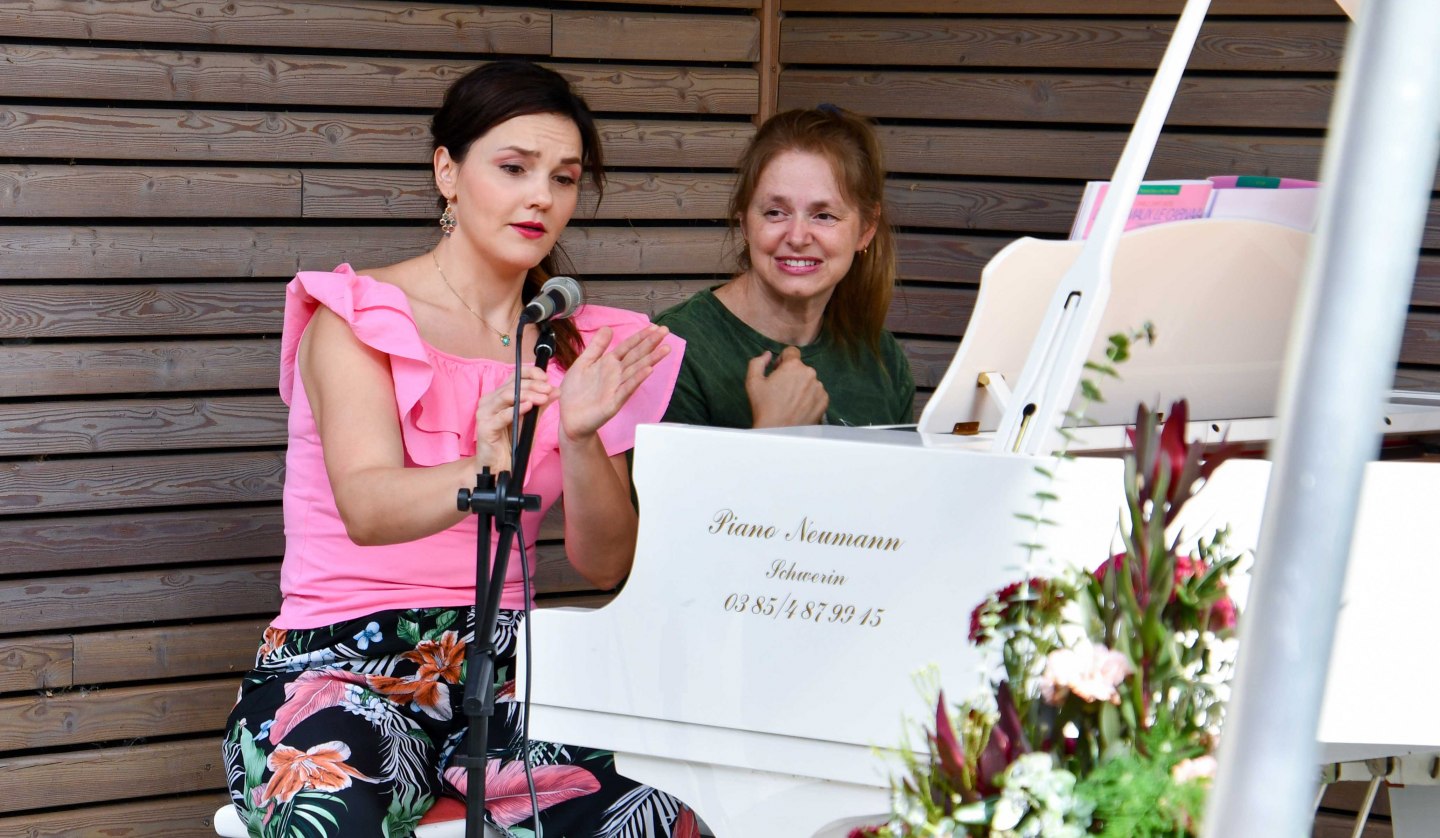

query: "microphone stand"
left=456, top=321, right=554, bottom=838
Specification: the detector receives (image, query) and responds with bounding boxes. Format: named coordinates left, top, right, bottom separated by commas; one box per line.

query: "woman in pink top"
left=221, top=61, right=696, bottom=837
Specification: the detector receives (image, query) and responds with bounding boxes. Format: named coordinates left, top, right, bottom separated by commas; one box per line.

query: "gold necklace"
left=431, top=251, right=515, bottom=347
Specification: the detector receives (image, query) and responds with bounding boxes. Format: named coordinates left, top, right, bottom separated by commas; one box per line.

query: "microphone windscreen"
left=542, top=275, right=584, bottom=320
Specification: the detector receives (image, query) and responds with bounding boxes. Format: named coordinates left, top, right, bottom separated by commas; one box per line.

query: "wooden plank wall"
left=0, top=0, right=1427, bottom=834
left=0, top=0, right=760, bottom=832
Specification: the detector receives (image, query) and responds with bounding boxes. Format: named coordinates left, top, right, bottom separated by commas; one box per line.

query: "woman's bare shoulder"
left=357, top=256, right=420, bottom=290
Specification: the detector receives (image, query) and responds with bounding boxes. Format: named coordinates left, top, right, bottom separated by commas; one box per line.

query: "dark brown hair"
left=432, top=60, right=604, bottom=367
left=728, top=106, right=897, bottom=357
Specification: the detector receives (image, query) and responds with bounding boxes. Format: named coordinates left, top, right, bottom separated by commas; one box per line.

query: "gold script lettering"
left=765, top=559, right=847, bottom=586
left=708, top=508, right=776, bottom=539
left=784, top=516, right=903, bottom=552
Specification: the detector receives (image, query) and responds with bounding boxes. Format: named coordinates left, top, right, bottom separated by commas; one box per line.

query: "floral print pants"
left=223, top=607, right=698, bottom=838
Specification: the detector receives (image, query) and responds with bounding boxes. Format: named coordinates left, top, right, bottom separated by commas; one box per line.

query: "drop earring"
left=439, top=201, right=457, bottom=237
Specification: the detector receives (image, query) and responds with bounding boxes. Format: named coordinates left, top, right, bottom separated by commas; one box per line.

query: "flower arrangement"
left=858, top=390, right=1246, bottom=837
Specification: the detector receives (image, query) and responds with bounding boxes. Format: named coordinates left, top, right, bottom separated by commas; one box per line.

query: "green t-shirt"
left=655, top=289, right=915, bottom=429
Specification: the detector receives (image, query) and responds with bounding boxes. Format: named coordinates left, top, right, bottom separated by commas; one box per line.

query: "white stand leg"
left=1388, top=786, right=1440, bottom=837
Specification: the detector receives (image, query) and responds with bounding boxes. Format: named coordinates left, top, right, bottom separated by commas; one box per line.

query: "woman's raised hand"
left=474, top=365, right=554, bottom=474
left=560, top=325, right=671, bottom=442
left=745, top=345, right=829, bottom=428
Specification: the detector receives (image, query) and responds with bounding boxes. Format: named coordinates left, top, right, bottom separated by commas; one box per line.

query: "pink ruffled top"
left=273, top=265, right=684, bottom=629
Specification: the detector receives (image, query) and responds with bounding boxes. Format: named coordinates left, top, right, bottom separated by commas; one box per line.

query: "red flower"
left=1101, top=551, right=1238, bottom=631
left=1173, top=553, right=1203, bottom=582
left=931, top=691, right=966, bottom=786
left=1173, top=554, right=1238, bottom=631
left=974, top=681, right=1029, bottom=797
left=969, top=578, right=1050, bottom=644
left=1093, top=552, right=1150, bottom=609
left=1128, top=398, right=1242, bottom=526
left=1156, top=398, right=1190, bottom=504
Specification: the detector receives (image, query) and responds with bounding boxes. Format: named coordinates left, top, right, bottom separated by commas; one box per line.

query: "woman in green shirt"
left=656, top=106, right=914, bottom=429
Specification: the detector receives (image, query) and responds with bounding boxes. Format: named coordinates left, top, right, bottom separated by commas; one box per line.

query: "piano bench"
left=213, top=797, right=499, bottom=837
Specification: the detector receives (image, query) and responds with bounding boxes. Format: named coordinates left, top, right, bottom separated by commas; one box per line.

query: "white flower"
left=990, top=794, right=1027, bottom=832
left=1172, top=755, right=1218, bottom=784
left=989, top=755, right=1090, bottom=838
left=1038, top=642, right=1132, bottom=705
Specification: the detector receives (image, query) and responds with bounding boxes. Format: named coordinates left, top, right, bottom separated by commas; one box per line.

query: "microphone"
left=519, top=276, right=583, bottom=324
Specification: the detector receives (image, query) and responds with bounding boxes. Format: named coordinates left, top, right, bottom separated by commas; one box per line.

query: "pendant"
left=501, top=334, right=511, bottom=347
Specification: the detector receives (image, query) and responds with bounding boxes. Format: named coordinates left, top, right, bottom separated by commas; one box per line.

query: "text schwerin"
left=706, top=508, right=904, bottom=553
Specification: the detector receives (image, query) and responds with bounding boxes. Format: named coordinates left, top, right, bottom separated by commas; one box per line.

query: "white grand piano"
left=520, top=230, right=1440, bottom=838
left=518, top=1, right=1440, bottom=836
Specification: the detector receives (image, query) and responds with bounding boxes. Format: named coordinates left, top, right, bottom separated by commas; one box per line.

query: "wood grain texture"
left=1393, top=366, right=1440, bottom=394
left=780, top=0, right=1342, bottom=13
left=0, top=46, right=756, bottom=114
left=0, top=283, right=285, bottom=338
left=557, top=227, right=731, bottom=276
left=0, top=107, right=753, bottom=167
left=0, top=226, right=731, bottom=279
left=0, top=564, right=281, bottom=633
left=896, top=232, right=1007, bottom=284
left=0, top=105, right=430, bottom=165
left=553, top=11, right=759, bottom=62
left=0, top=340, right=280, bottom=398
left=1405, top=257, right=1440, bottom=311
left=0, top=225, right=434, bottom=279
left=899, top=338, right=959, bottom=389
left=74, top=620, right=270, bottom=685
left=0, top=791, right=231, bottom=838
left=597, top=119, right=754, bottom=168
left=531, top=543, right=600, bottom=595
left=887, top=285, right=977, bottom=337
left=0, top=637, right=72, bottom=695
left=0, top=164, right=301, bottom=218
left=0, top=276, right=722, bottom=337
left=781, top=19, right=1344, bottom=73
left=780, top=70, right=1334, bottom=129
left=0, top=507, right=282, bottom=576
left=1313, top=811, right=1392, bottom=838
left=536, top=591, right=616, bottom=609
left=303, top=169, right=735, bottom=220
left=0, top=680, right=238, bottom=751
left=0, top=451, right=285, bottom=517
left=0, top=0, right=550, bottom=52
left=1322, top=781, right=1392, bottom=819
left=0, top=738, right=227, bottom=813
left=551, top=0, right=759, bottom=7
left=0, top=395, right=287, bottom=456
left=574, top=279, right=711, bottom=318
left=876, top=125, right=1337, bottom=184
left=888, top=178, right=1082, bottom=234
left=1400, top=311, right=1440, bottom=367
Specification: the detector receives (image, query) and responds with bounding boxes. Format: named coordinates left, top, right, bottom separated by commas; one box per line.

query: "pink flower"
left=1172, top=755, right=1217, bottom=784
left=1038, top=643, right=1131, bottom=706
left=1209, top=595, right=1237, bottom=630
